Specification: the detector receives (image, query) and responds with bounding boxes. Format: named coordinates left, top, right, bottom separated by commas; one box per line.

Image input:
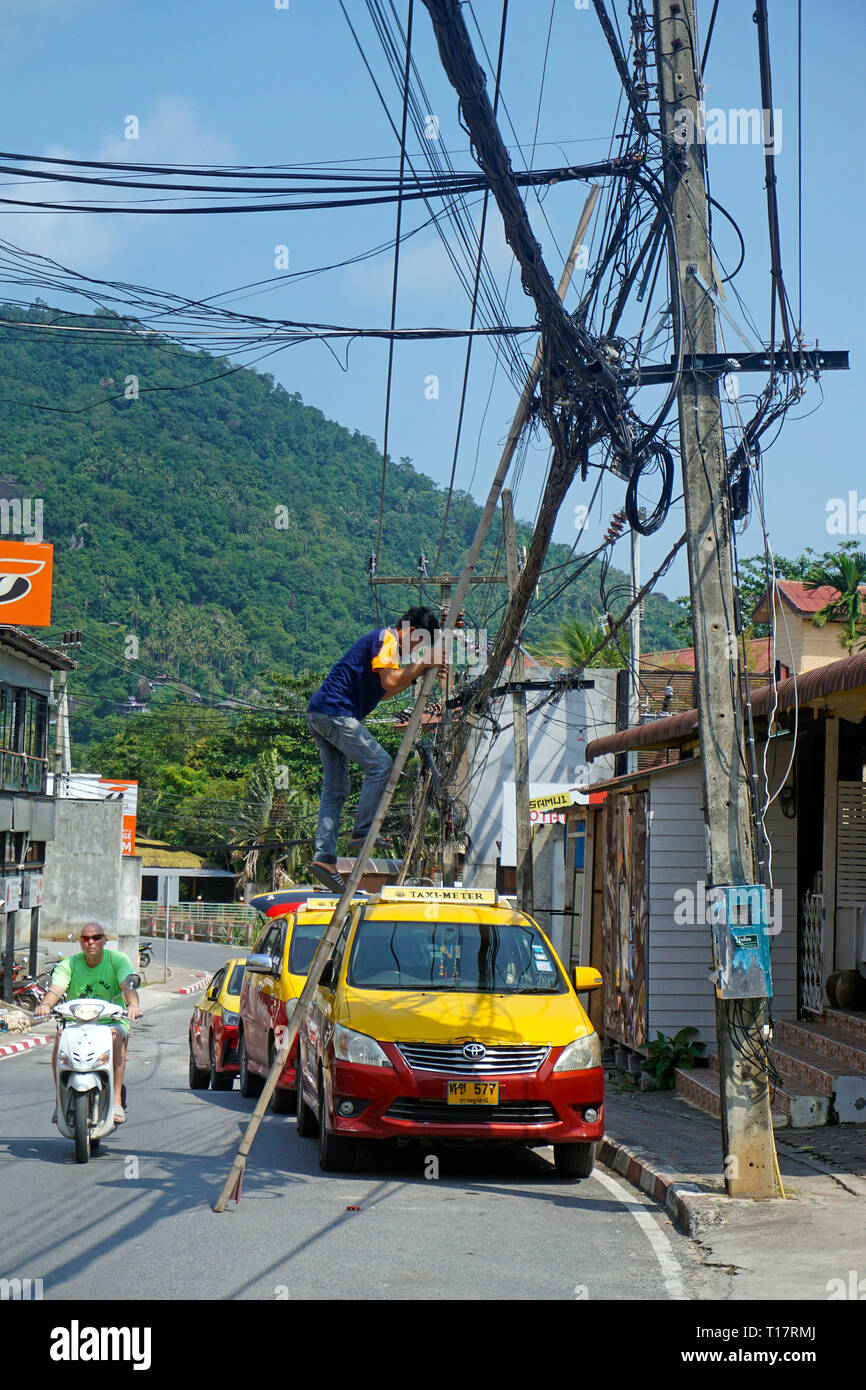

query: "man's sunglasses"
left=81, top=934, right=105, bottom=943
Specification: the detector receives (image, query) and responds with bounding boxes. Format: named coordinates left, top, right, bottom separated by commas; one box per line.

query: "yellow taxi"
left=188, top=957, right=247, bottom=1091
left=237, top=894, right=366, bottom=1113
left=296, top=886, right=604, bottom=1178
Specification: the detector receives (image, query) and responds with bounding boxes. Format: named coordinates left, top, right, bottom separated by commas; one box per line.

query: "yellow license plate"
left=446, top=1081, right=499, bottom=1105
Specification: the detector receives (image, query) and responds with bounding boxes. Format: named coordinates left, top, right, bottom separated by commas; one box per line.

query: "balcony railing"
left=139, top=901, right=261, bottom=948
left=0, top=750, right=47, bottom=795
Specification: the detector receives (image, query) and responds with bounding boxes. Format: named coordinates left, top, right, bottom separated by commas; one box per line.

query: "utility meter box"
left=709, top=884, right=773, bottom=1000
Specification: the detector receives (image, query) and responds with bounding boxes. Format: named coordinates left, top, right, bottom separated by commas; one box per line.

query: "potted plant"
left=640, top=1027, right=705, bottom=1090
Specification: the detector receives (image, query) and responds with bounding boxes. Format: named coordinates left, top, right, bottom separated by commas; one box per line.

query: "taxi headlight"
left=552, top=1033, right=602, bottom=1072
left=334, top=1023, right=393, bottom=1068
left=222, top=1010, right=239, bottom=1026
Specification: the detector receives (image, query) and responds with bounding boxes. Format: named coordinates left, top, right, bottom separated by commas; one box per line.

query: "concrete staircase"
left=675, top=1011, right=866, bottom=1128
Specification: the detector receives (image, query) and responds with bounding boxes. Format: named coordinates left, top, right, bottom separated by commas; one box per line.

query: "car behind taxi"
left=238, top=894, right=366, bottom=1112
left=188, top=957, right=247, bottom=1091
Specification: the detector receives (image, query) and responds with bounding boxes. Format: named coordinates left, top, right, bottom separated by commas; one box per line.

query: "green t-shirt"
left=51, top=949, right=136, bottom=1033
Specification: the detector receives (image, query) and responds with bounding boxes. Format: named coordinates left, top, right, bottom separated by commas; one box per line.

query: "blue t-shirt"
left=308, top=628, right=400, bottom=721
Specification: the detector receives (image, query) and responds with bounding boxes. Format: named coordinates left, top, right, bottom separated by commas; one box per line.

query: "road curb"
left=599, top=1133, right=729, bottom=1237
left=176, top=974, right=210, bottom=996
left=0, top=1034, right=51, bottom=1059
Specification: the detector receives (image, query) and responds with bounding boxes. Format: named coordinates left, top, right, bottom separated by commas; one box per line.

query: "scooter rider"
left=36, top=924, right=141, bottom=1124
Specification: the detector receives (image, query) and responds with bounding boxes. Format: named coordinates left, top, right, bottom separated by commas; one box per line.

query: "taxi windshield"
left=347, top=918, right=565, bottom=993
left=226, top=962, right=246, bottom=995
left=289, top=918, right=328, bottom=976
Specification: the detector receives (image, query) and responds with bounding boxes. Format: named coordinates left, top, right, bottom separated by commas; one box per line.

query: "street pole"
left=162, top=876, right=169, bottom=984
left=501, top=489, right=533, bottom=912
left=653, top=0, right=780, bottom=1196
left=52, top=669, right=67, bottom=793
left=628, top=519, right=641, bottom=775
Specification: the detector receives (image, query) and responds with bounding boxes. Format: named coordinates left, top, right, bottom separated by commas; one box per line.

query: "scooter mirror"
left=123, top=973, right=141, bottom=990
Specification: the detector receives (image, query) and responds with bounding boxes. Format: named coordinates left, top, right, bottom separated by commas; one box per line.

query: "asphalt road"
left=0, top=993, right=726, bottom=1301
left=140, top=937, right=247, bottom=979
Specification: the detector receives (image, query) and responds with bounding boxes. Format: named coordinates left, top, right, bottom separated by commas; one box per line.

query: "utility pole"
left=501, top=489, right=533, bottom=912
left=653, top=0, right=780, bottom=1196
left=628, top=513, right=641, bottom=774
left=52, top=670, right=67, bottom=791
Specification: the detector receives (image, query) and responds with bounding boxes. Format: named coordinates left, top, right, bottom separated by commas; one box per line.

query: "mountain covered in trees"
left=0, top=302, right=683, bottom=752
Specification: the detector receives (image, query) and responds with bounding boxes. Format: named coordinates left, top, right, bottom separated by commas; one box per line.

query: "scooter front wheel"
left=73, top=1091, right=91, bottom=1164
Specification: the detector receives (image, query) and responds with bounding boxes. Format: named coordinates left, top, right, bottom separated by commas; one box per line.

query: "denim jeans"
left=307, top=711, right=393, bottom=862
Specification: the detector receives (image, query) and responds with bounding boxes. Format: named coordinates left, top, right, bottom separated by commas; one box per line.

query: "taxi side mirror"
left=246, top=952, right=278, bottom=976
left=573, top=967, right=602, bottom=993
left=318, top=959, right=336, bottom=990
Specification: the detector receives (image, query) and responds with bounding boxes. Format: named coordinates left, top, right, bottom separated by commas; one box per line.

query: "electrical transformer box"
left=709, top=884, right=773, bottom=1000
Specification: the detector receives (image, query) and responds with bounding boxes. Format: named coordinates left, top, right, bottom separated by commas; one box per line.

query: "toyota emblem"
left=462, top=1042, right=486, bottom=1060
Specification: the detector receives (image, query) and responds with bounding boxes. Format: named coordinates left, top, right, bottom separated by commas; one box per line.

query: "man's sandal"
left=310, top=862, right=346, bottom=892
left=348, top=836, right=397, bottom=856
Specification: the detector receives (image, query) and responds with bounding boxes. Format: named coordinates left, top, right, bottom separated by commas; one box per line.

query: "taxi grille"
left=396, top=1043, right=549, bottom=1075
left=385, top=1098, right=557, bottom=1125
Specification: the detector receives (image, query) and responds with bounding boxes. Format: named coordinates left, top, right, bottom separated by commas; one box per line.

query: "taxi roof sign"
left=380, top=886, right=498, bottom=904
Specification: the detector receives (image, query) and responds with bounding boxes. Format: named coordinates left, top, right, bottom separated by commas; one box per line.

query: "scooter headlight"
left=94, top=1049, right=111, bottom=1067
left=72, top=1002, right=101, bottom=1022
left=58, top=1048, right=73, bottom=1066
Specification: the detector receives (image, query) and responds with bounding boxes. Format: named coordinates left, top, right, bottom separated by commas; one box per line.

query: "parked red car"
left=188, top=957, right=247, bottom=1091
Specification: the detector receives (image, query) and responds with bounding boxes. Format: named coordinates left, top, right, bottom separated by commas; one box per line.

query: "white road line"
left=592, top=1167, right=686, bottom=1299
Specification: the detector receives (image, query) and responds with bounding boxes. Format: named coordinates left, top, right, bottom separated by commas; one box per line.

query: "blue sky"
left=0, top=0, right=861, bottom=607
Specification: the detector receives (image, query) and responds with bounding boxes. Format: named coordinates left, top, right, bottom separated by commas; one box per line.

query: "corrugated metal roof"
left=0, top=626, right=75, bottom=670
left=641, top=638, right=773, bottom=672
left=586, top=649, right=866, bottom=761
left=752, top=579, right=866, bottom=618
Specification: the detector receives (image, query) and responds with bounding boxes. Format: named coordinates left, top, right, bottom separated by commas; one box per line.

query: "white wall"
left=645, top=759, right=797, bottom=1048
left=462, top=668, right=618, bottom=884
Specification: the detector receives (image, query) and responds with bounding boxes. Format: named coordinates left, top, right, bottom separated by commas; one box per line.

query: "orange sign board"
left=99, top=779, right=138, bottom=856
left=0, top=542, right=53, bottom=625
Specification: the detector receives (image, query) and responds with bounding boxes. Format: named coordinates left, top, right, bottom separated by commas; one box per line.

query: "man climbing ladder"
left=306, top=607, right=443, bottom=890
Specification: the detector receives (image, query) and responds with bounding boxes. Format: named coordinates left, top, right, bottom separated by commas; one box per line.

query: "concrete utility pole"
left=52, top=670, right=68, bottom=793
left=501, top=489, right=533, bottom=912
left=653, top=0, right=780, bottom=1196
left=628, top=520, right=641, bottom=775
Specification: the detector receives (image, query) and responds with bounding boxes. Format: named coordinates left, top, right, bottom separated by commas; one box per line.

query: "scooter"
left=52, top=999, right=128, bottom=1163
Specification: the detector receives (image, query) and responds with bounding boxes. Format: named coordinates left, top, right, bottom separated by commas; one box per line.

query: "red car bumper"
left=275, top=1038, right=299, bottom=1090
left=325, top=1044, right=604, bottom=1144
left=216, top=1024, right=241, bottom=1073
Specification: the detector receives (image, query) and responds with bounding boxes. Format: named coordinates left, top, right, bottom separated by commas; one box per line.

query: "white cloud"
left=97, top=95, right=236, bottom=168
left=0, top=98, right=236, bottom=278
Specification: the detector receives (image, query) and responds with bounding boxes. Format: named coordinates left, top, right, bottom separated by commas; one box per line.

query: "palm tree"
left=804, top=550, right=866, bottom=653
left=229, top=749, right=315, bottom=891
left=528, top=615, right=628, bottom=669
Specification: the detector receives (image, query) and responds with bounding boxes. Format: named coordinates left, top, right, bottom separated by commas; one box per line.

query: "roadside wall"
left=41, top=800, right=141, bottom=951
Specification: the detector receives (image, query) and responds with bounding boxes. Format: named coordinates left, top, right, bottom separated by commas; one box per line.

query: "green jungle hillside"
left=0, top=303, right=682, bottom=741
left=0, top=303, right=683, bottom=868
